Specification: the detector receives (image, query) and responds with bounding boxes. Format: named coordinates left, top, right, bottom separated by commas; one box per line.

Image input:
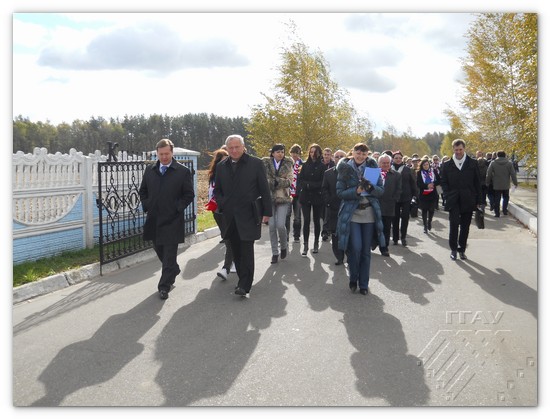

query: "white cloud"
left=11, top=12, right=481, bottom=136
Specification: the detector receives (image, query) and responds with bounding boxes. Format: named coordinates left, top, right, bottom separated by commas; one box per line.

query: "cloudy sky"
left=12, top=11, right=480, bottom=138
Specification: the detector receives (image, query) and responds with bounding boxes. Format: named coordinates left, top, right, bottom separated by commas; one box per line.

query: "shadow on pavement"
left=30, top=294, right=162, bottom=406
left=154, top=268, right=288, bottom=406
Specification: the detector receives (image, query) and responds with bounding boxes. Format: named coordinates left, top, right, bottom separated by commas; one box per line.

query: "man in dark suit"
left=391, top=150, right=418, bottom=246
left=139, top=138, right=195, bottom=300
left=377, top=153, right=402, bottom=257
left=214, top=135, right=273, bottom=297
left=440, top=139, right=482, bottom=260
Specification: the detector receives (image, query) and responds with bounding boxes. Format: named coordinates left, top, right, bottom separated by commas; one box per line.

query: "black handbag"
left=475, top=208, right=485, bottom=229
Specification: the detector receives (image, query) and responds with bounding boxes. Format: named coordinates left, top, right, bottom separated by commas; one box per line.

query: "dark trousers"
left=301, top=202, right=323, bottom=246
left=381, top=215, right=393, bottom=250
left=448, top=208, right=473, bottom=252
left=213, top=211, right=234, bottom=271
left=493, top=189, right=510, bottom=216
left=287, top=196, right=302, bottom=239
left=153, top=242, right=180, bottom=292
left=487, top=184, right=495, bottom=210
left=392, top=201, right=411, bottom=242
left=226, top=220, right=255, bottom=292
left=481, top=185, right=488, bottom=207
left=421, top=208, right=434, bottom=229
left=331, top=233, right=344, bottom=263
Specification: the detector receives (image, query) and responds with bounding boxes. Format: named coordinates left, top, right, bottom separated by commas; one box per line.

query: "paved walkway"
left=13, top=186, right=538, bottom=304
left=12, top=188, right=538, bottom=406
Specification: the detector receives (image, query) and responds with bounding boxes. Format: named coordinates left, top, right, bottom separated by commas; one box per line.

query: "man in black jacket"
left=214, top=135, right=273, bottom=297
left=391, top=150, right=418, bottom=246
left=139, top=138, right=195, bottom=299
left=321, top=149, right=347, bottom=264
left=440, top=139, right=482, bottom=261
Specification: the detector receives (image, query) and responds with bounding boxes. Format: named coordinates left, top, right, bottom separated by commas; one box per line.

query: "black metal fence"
left=97, top=160, right=196, bottom=271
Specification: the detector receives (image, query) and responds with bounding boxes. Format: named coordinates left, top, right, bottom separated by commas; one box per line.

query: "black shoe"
left=494, top=213, right=500, bottom=218
left=459, top=252, right=467, bottom=260
left=234, top=287, right=248, bottom=296
left=271, top=255, right=279, bottom=264
left=335, top=260, right=344, bottom=265
left=450, top=250, right=457, bottom=260
left=359, top=288, right=368, bottom=295
left=312, top=241, right=319, bottom=253
left=349, top=282, right=357, bottom=292
left=381, top=248, right=390, bottom=257
left=280, top=248, right=287, bottom=259
left=428, top=220, right=432, bottom=231
left=159, top=290, right=169, bottom=300
left=322, top=234, right=329, bottom=242
left=371, top=243, right=378, bottom=251
left=393, top=240, right=398, bottom=245
left=302, top=246, right=308, bottom=257
left=424, top=226, right=428, bottom=234
left=294, top=237, right=300, bottom=243
left=401, top=239, right=407, bottom=247
left=503, top=210, right=508, bottom=215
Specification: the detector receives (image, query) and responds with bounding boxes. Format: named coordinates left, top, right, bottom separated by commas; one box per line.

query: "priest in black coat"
left=214, top=135, right=272, bottom=297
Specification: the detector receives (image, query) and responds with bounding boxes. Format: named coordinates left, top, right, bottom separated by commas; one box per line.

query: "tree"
left=246, top=32, right=370, bottom=158
left=449, top=13, right=537, bottom=169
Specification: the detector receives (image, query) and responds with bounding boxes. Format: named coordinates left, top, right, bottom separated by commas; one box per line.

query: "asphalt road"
left=12, top=209, right=537, bottom=406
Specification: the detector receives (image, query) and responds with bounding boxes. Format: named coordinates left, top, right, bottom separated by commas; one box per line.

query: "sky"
left=3, top=1, right=548, bottom=419
left=12, top=12, right=478, bottom=138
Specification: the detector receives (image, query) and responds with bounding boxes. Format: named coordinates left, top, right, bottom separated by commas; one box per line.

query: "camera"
left=359, top=177, right=373, bottom=192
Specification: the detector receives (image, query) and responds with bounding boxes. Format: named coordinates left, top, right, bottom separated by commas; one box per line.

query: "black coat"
left=440, top=156, right=482, bottom=213
left=392, top=164, right=418, bottom=203
left=417, top=169, right=441, bottom=210
left=139, top=159, right=194, bottom=245
left=379, top=170, right=402, bottom=216
left=214, top=153, right=273, bottom=241
left=297, top=158, right=325, bottom=206
left=321, top=167, right=340, bottom=233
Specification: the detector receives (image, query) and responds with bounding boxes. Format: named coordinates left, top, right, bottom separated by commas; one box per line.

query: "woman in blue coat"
left=336, top=143, right=384, bottom=295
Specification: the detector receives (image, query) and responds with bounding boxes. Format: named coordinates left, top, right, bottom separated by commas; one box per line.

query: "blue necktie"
left=160, top=165, right=167, bottom=175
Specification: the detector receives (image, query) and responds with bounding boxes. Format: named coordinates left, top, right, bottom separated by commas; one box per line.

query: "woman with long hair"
left=206, top=148, right=234, bottom=279
left=297, top=143, right=326, bottom=256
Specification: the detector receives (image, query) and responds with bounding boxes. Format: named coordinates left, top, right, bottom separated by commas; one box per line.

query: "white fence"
left=12, top=147, right=192, bottom=264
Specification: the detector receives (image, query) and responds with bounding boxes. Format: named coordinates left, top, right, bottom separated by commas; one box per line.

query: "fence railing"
left=12, top=147, right=199, bottom=265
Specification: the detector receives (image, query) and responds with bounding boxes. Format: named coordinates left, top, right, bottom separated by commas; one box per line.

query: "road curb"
left=13, top=227, right=222, bottom=304
left=508, top=202, right=537, bottom=236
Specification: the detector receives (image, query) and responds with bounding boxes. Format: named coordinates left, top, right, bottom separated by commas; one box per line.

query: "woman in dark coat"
left=206, top=148, right=233, bottom=280
left=417, top=158, right=441, bottom=234
left=297, top=143, right=325, bottom=256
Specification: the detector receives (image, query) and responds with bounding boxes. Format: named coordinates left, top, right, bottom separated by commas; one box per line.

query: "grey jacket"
left=486, top=157, right=518, bottom=190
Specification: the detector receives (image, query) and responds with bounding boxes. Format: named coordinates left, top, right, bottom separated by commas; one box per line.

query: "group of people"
left=139, top=135, right=518, bottom=300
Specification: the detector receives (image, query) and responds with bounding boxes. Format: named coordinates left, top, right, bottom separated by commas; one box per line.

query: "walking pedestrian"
left=206, top=148, right=234, bottom=280
left=288, top=144, right=303, bottom=242
left=486, top=150, right=518, bottom=217
left=417, top=158, right=441, bottom=234
left=336, top=143, right=384, bottom=295
left=440, top=139, right=482, bottom=260
left=377, top=153, right=401, bottom=257
left=262, top=144, right=294, bottom=263
left=297, top=144, right=325, bottom=256
left=321, top=149, right=347, bottom=265
left=391, top=150, right=418, bottom=246
left=214, top=135, right=273, bottom=297
left=139, top=138, right=195, bottom=300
